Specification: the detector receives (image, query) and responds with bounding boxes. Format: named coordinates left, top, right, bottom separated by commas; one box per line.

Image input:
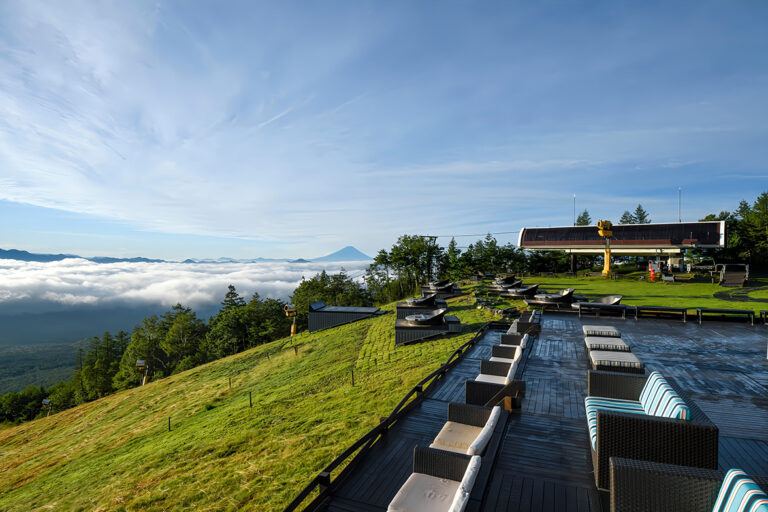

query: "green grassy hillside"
left=0, top=295, right=496, bottom=512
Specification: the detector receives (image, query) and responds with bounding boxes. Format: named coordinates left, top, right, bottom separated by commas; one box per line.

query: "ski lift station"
left=518, top=220, right=726, bottom=267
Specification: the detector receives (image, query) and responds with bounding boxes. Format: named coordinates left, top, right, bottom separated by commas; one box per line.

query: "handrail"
left=283, top=321, right=494, bottom=512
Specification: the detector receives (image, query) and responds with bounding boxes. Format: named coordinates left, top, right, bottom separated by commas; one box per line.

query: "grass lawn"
left=0, top=295, right=496, bottom=512
left=519, top=275, right=768, bottom=312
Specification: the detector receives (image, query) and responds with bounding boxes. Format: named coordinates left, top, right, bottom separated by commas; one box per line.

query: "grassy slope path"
left=0, top=295, right=495, bottom=512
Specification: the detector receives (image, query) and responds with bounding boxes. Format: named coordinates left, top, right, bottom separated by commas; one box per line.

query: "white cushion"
left=459, top=455, right=482, bottom=493
left=388, top=473, right=460, bottom=512
left=430, top=422, right=483, bottom=454
left=489, top=356, right=515, bottom=364
left=447, top=490, right=470, bottom=512
left=505, top=360, right=519, bottom=381
left=467, top=406, right=500, bottom=455
left=474, top=374, right=507, bottom=385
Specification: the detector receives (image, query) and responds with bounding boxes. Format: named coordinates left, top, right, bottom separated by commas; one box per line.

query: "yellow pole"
left=602, top=237, right=612, bottom=276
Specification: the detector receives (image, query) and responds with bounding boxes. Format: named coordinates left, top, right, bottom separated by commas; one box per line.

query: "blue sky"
left=1, top=0, right=766, bottom=260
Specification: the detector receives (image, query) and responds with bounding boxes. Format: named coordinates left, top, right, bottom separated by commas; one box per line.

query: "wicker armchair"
left=387, top=446, right=479, bottom=512
left=609, top=457, right=768, bottom=512
left=587, top=371, right=719, bottom=490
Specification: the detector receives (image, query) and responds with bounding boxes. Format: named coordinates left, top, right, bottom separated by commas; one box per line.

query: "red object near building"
left=650, top=269, right=656, bottom=282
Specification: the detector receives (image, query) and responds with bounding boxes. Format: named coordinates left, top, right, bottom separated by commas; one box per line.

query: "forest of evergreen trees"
left=2, top=191, right=766, bottom=426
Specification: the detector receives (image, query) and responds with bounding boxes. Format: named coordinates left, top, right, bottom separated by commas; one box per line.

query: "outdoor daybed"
left=524, top=288, right=576, bottom=308
left=610, top=457, right=768, bottom=512
left=487, top=276, right=523, bottom=293
left=572, top=295, right=627, bottom=318
left=589, top=350, right=644, bottom=373
left=501, top=284, right=540, bottom=298
left=387, top=447, right=480, bottom=512
left=395, top=309, right=462, bottom=345
left=420, top=281, right=463, bottom=300
left=396, top=293, right=448, bottom=319
left=429, top=404, right=501, bottom=456
left=585, top=370, right=719, bottom=490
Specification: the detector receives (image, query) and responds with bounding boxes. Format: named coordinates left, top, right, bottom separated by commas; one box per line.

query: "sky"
left=1, top=0, right=767, bottom=260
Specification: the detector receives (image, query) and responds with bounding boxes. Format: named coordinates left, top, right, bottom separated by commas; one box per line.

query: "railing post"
left=318, top=471, right=331, bottom=494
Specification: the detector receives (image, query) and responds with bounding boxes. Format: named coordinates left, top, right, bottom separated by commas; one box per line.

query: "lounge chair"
left=493, top=275, right=518, bottom=286
left=585, top=370, right=719, bottom=489
left=387, top=447, right=480, bottom=512
left=420, top=281, right=462, bottom=300
left=533, top=288, right=575, bottom=302
left=501, top=284, right=539, bottom=298
left=524, top=288, right=576, bottom=308
left=395, top=309, right=462, bottom=345
left=610, top=457, right=768, bottom=512
left=396, top=294, right=448, bottom=319
left=429, top=403, right=501, bottom=456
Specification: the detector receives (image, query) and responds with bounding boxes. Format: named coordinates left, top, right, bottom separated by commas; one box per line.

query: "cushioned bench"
left=388, top=447, right=480, bottom=512
left=610, top=457, right=768, bottom=512
left=589, top=350, right=644, bottom=373
left=429, top=404, right=501, bottom=456
left=586, top=371, right=719, bottom=490
left=582, top=325, right=622, bottom=338
left=584, top=336, right=630, bottom=352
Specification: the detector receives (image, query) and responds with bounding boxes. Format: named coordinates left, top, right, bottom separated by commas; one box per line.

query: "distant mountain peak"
left=311, top=246, right=371, bottom=262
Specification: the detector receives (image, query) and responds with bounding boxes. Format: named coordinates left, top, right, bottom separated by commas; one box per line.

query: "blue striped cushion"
left=639, top=372, right=691, bottom=420
left=713, top=469, right=768, bottom=512
left=584, top=397, right=645, bottom=450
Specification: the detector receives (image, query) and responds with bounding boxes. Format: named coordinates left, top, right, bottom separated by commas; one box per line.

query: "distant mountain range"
left=0, top=246, right=371, bottom=264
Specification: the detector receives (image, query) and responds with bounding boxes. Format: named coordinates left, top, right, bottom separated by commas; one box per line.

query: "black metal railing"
left=283, top=321, right=501, bottom=512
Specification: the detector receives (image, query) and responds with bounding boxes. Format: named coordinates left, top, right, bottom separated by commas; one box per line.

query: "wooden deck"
left=317, top=313, right=768, bottom=512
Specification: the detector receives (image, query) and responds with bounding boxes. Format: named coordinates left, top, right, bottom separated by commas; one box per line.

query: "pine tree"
left=633, top=204, right=651, bottom=224
left=619, top=211, right=636, bottom=224
left=576, top=209, right=592, bottom=226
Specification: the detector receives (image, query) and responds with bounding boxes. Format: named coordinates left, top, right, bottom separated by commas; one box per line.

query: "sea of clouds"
left=0, top=258, right=370, bottom=314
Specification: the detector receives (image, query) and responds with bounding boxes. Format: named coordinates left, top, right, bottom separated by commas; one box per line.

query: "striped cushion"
left=589, top=350, right=644, bottom=369
left=638, top=372, right=691, bottom=420
left=582, top=325, right=621, bottom=337
left=713, top=469, right=768, bottom=512
left=584, top=397, right=646, bottom=450
left=584, top=336, right=630, bottom=352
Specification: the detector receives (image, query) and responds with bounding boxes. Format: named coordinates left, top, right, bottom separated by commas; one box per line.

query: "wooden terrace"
left=312, top=312, right=768, bottom=512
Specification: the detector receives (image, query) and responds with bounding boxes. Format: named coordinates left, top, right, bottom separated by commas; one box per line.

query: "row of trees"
left=698, top=192, right=768, bottom=267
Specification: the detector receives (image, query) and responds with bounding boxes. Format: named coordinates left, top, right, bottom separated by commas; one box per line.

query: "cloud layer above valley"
left=0, top=259, right=369, bottom=314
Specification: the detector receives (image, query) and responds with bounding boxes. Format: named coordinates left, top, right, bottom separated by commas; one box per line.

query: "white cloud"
left=0, top=259, right=370, bottom=313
